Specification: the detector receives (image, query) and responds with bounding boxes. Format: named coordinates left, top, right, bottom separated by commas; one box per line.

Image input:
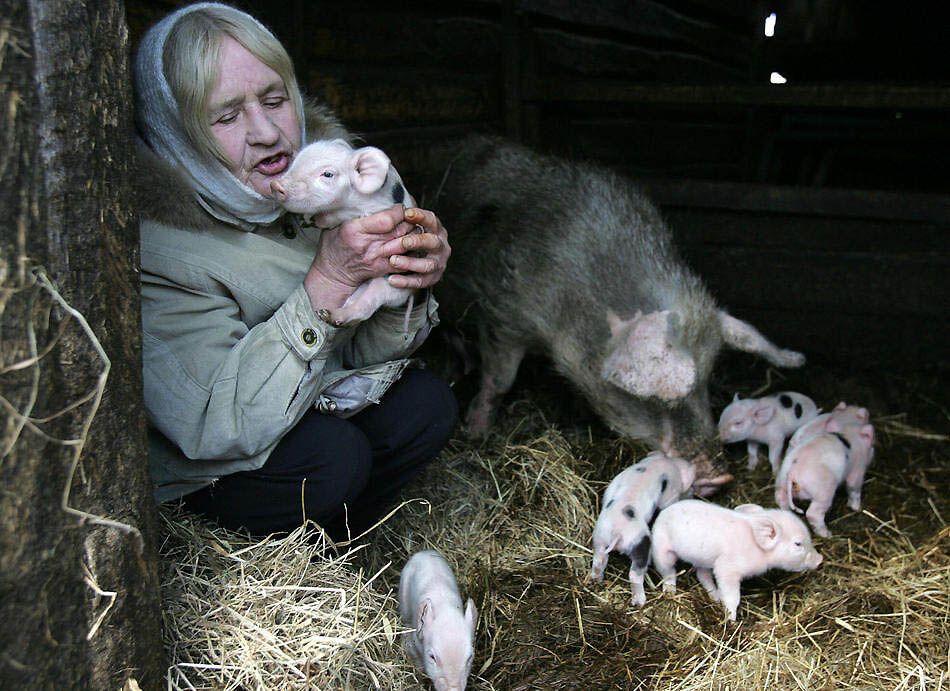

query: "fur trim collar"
left=136, top=101, right=350, bottom=231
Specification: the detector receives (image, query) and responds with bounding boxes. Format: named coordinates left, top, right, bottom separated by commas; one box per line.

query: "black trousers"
left=182, top=368, right=457, bottom=540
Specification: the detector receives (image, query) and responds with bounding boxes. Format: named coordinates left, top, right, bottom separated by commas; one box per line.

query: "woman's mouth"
left=255, top=153, right=289, bottom=176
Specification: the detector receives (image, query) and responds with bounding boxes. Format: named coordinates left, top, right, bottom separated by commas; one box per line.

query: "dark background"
left=126, top=0, right=950, bottom=370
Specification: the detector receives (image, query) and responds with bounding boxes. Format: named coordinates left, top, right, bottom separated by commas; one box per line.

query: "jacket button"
left=301, top=328, right=317, bottom=345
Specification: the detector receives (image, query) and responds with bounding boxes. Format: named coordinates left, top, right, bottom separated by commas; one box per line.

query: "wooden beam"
left=524, top=81, right=950, bottom=110
left=641, top=178, right=950, bottom=223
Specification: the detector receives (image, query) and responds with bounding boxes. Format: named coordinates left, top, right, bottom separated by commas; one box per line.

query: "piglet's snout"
left=807, top=550, right=823, bottom=569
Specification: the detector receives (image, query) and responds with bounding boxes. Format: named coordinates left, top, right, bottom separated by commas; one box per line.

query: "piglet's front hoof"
left=317, top=309, right=346, bottom=328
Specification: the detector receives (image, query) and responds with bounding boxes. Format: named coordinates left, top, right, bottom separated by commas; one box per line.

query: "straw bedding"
left=159, top=357, right=949, bottom=689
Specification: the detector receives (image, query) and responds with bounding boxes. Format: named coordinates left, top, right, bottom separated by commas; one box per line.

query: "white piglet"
left=718, top=391, right=819, bottom=473
left=589, top=451, right=696, bottom=605
left=271, top=138, right=416, bottom=327
left=399, top=550, right=477, bottom=691
left=651, top=500, right=823, bottom=621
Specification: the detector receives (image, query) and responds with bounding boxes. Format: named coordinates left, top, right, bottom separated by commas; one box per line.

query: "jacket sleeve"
left=339, top=290, right=440, bottom=369
left=142, top=272, right=352, bottom=461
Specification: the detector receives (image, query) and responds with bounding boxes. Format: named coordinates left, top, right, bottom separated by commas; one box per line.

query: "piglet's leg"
left=844, top=464, right=868, bottom=512
left=713, top=567, right=742, bottom=622
left=330, top=279, right=411, bottom=326
left=653, top=547, right=678, bottom=593
left=805, top=496, right=833, bottom=538
left=628, top=566, right=647, bottom=607
left=746, top=441, right=760, bottom=470
left=695, top=568, right=720, bottom=602
left=767, top=441, right=784, bottom=476
left=465, top=326, right=526, bottom=437
left=589, top=545, right=609, bottom=582
left=627, top=534, right=652, bottom=606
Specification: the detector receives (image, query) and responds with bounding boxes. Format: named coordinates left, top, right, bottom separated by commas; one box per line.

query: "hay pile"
left=159, top=367, right=949, bottom=689
left=159, top=511, right=418, bottom=690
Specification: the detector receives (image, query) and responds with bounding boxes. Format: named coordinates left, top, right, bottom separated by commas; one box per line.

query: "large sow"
left=432, top=135, right=804, bottom=465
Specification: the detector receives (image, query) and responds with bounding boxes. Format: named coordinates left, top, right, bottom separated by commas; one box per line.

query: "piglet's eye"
left=321, top=171, right=334, bottom=178
left=794, top=541, right=803, bottom=547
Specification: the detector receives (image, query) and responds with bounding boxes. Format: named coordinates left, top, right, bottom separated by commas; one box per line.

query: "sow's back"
left=431, top=135, right=804, bottom=468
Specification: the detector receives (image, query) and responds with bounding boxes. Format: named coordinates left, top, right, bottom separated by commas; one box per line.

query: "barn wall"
left=124, top=0, right=950, bottom=369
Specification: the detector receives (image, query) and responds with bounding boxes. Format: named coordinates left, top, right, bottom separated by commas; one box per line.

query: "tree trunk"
left=0, top=1, right=164, bottom=689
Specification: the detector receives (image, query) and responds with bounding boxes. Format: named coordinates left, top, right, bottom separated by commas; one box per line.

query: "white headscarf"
left=133, top=2, right=306, bottom=229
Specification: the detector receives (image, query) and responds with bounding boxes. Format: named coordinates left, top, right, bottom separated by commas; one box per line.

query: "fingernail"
left=405, top=208, right=418, bottom=220
left=390, top=256, right=403, bottom=267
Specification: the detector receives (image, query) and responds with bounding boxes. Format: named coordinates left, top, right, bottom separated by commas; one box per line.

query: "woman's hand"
left=385, top=207, right=451, bottom=290
left=303, top=205, right=450, bottom=312
left=304, top=205, right=407, bottom=311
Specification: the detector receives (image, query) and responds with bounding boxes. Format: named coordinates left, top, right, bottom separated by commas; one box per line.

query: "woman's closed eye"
left=213, top=110, right=239, bottom=126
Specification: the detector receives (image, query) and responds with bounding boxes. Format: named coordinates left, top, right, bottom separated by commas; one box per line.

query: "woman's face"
left=207, top=36, right=301, bottom=197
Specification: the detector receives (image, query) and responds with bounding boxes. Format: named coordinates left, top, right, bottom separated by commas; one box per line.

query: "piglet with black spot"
left=271, top=138, right=415, bottom=327
left=589, top=451, right=699, bottom=605
left=718, top=391, right=819, bottom=474
left=776, top=402, right=875, bottom=536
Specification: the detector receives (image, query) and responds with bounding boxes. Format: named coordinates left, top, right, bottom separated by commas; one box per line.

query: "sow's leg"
left=464, top=323, right=526, bottom=437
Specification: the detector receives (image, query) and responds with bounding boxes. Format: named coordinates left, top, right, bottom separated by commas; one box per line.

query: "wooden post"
left=0, top=1, right=164, bottom=688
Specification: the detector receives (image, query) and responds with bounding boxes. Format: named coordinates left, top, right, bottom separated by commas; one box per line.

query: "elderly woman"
left=133, top=2, right=456, bottom=539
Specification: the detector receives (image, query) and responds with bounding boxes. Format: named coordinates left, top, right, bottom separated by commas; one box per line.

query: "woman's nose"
left=245, top=104, right=279, bottom=146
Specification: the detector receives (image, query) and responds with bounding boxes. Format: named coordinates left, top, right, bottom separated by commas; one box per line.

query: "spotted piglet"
left=589, top=451, right=697, bottom=605
left=271, top=138, right=416, bottom=327
left=776, top=402, right=875, bottom=536
left=718, top=391, right=819, bottom=473
left=651, top=500, right=823, bottom=621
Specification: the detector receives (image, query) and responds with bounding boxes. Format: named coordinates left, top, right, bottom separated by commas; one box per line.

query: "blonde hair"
left=162, top=6, right=303, bottom=166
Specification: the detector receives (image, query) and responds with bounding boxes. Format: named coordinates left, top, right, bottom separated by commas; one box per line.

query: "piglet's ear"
left=860, top=424, right=874, bottom=445
left=748, top=515, right=780, bottom=551
left=416, top=598, right=432, bottom=634
left=349, top=146, right=391, bottom=195
left=752, top=404, right=775, bottom=425
left=465, top=598, right=478, bottom=634
left=734, top=503, right=764, bottom=515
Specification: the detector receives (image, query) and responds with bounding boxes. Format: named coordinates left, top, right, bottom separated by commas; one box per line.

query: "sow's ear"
left=718, top=311, right=806, bottom=368
left=349, top=146, right=391, bottom=194
left=601, top=309, right=697, bottom=401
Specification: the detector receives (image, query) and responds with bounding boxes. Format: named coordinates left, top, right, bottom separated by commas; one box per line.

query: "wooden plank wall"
left=125, top=0, right=950, bottom=369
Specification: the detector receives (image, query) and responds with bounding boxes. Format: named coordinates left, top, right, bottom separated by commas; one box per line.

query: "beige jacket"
left=138, top=106, right=438, bottom=501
